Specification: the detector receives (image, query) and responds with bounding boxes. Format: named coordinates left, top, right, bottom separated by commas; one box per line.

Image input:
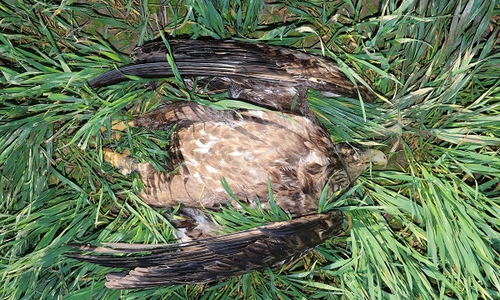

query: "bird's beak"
left=362, top=149, right=387, bottom=168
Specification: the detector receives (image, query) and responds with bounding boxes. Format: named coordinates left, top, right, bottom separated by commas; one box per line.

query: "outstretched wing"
left=89, top=39, right=374, bottom=108
left=68, top=210, right=344, bottom=289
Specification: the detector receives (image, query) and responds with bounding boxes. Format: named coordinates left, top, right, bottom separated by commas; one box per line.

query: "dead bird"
left=71, top=39, right=386, bottom=289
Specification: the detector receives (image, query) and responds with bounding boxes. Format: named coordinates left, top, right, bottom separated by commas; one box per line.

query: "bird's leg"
left=103, top=148, right=145, bottom=175
left=103, top=149, right=165, bottom=181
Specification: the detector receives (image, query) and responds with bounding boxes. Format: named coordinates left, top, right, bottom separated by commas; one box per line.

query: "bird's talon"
left=103, top=148, right=135, bottom=175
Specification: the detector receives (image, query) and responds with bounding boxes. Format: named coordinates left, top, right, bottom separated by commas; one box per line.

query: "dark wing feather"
left=89, top=39, right=374, bottom=101
left=68, top=211, right=344, bottom=289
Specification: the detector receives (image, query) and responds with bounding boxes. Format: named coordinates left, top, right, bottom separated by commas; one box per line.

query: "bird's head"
left=334, top=143, right=387, bottom=181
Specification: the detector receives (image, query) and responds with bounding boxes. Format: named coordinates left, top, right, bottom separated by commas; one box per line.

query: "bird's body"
left=112, top=102, right=362, bottom=217
left=71, top=39, right=386, bottom=289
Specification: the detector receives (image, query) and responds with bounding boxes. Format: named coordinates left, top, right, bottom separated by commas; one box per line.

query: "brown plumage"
left=69, top=211, right=344, bottom=289
left=105, top=102, right=380, bottom=217
left=89, top=39, right=375, bottom=115
left=71, top=39, right=386, bottom=289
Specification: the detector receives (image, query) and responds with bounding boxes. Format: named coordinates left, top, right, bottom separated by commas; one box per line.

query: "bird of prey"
left=71, top=39, right=386, bottom=289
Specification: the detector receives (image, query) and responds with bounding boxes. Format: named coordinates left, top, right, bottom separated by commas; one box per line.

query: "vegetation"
left=1, top=0, right=499, bottom=299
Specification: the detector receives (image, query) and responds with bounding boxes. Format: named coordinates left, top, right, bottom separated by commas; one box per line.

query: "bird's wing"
left=68, top=210, right=344, bottom=289
left=89, top=39, right=374, bottom=102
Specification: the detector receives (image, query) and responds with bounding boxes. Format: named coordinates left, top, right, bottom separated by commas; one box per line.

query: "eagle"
left=70, top=39, right=386, bottom=289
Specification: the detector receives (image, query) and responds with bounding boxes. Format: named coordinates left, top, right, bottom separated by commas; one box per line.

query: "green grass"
left=1, top=0, right=499, bottom=299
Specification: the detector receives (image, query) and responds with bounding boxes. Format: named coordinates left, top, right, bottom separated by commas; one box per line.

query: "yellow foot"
left=103, top=148, right=135, bottom=175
